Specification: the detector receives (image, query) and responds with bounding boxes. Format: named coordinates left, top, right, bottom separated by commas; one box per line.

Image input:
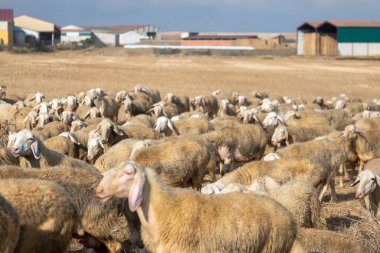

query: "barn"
left=297, top=21, right=322, bottom=56
left=321, top=21, right=380, bottom=57
left=297, top=20, right=380, bottom=56
left=61, top=25, right=91, bottom=44
left=14, top=15, right=60, bottom=46
left=181, top=35, right=258, bottom=47
left=0, top=9, right=14, bottom=48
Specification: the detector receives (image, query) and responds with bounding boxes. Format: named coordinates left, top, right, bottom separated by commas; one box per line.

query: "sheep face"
left=66, top=96, right=77, bottom=111
left=115, top=91, right=127, bottom=104
left=23, top=110, right=39, bottom=128
left=61, top=111, right=75, bottom=125
left=164, top=93, right=175, bottom=103
left=96, top=119, right=124, bottom=144
left=37, top=113, right=50, bottom=127
left=97, top=161, right=145, bottom=211
left=352, top=170, right=380, bottom=199
left=341, top=125, right=356, bottom=142
left=70, top=120, right=87, bottom=132
left=271, top=125, right=289, bottom=146
left=30, top=92, right=45, bottom=104
left=10, top=129, right=40, bottom=159
left=13, top=100, right=26, bottom=109
left=263, top=112, right=283, bottom=128
left=87, top=134, right=104, bottom=161
left=284, top=111, right=301, bottom=121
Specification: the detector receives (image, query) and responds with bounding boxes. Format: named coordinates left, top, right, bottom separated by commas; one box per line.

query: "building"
left=60, top=25, right=91, bottom=44
left=14, top=15, right=60, bottom=46
left=181, top=35, right=258, bottom=46
left=0, top=9, right=14, bottom=48
left=87, top=25, right=160, bottom=46
left=297, top=20, right=380, bottom=56
left=297, top=21, right=322, bottom=56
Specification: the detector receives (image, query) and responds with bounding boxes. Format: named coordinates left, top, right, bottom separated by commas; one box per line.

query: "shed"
left=61, top=25, right=91, bottom=44
left=14, top=15, right=60, bottom=46
left=321, top=20, right=380, bottom=57
left=119, top=31, right=148, bottom=45
left=297, top=21, right=322, bottom=56
left=0, top=9, right=14, bottom=47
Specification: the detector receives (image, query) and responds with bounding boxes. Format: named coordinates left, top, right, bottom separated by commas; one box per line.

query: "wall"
left=181, top=40, right=233, bottom=46
left=119, top=31, right=147, bottom=45
left=92, top=32, right=118, bottom=46
left=319, top=32, right=337, bottom=56
left=338, top=27, right=380, bottom=43
left=0, top=21, right=13, bottom=47
left=61, top=31, right=91, bottom=43
left=14, top=27, right=39, bottom=45
left=338, top=43, right=380, bottom=56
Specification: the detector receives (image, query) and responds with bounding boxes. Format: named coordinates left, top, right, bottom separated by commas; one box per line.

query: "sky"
left=2, top=0, right=380, bottom=32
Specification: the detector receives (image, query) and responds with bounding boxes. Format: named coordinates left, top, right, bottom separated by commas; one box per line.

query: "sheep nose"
left=11, top=148, right=18, bottom=153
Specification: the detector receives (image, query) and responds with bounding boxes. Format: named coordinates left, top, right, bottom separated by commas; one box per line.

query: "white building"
left=119, top=31, right=148, bottom=45
left=61, top=25, right=91, bottom=44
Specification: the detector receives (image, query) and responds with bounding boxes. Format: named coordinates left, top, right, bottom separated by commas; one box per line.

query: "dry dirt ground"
left=1, top=49, right=380, bottom=252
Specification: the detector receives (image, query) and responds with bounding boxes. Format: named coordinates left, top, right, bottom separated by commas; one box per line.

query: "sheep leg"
left=329, top=178, right=337, bottom=203
left=338, top=164, right=344, bottom=188
left=319, top=172, right=335, bottom=202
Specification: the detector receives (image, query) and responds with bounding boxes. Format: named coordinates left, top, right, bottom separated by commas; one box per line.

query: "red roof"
left=326, top=20, right=380, bottom=28
left=0, top=9, right=13, bottom=22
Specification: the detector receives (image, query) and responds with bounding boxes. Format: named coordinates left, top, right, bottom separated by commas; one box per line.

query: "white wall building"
left=61, top=25, right=91, bottom=44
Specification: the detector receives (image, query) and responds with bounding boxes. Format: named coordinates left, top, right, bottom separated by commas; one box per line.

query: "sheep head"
left=262, top=112, right=285, bottom=128
left=341, top=124, right=357, bottom=142
left=70, top=120, right=87, bottom=132
left=271, top=125, right=289, bottom=147
left=37, top=112, right=50, bottom=127
left=60, top=111, right=76, bottom=125
left=87, top=132, right=105, bottom=161
left=66, top=96, right=78, bottom=111
left=29, top=92, right=45, bottom=104
left=95, top=118, right=124, bottom=145
left=96, top=160, right=146, bottom=212
left=352, top=170, right=380, bottom=199
left=115, top=90, right=127, bottom=104
left=154, top=116, right=175, bottom=133
left=10, top=129, right=40, bottom=159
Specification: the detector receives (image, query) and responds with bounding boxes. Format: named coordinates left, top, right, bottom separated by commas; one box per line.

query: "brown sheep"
left=96, top=161, right=299, bottom=253
left=0, top=195, right=19, bottom=253
left=0, top=178, right=82, bottom=253
left=190, top=95, right=219, bottom=118
left=0, top=166, right=125, bottom=253
left=132, top=136, right=216, bottom=190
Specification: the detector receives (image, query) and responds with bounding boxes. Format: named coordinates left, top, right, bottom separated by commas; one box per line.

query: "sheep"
left=83, top=106, right=101, bottom=119
left=0, top=178, right=83, bottom=253
left=131, top=137, right=216, bottom=190
left=60, top=110, right=76, bottom=125
left=70, top=119, right=87, bottom=132
left=352, top=168, right=380, bottom=220
left=32, top=121, right=70, bottom=141
left=0, top=195, right=19, bottom=253
left=154, top=116, right=178, bottom=136
left=204, top=123, right=268, bottom=175
left=66, top=95, right=78, bottom=111
left=94, top=139, right=153, bottom=172
left=164, top=93, right=190, bottom=114
left=217, top=99, right=236, bottom=117
left=355, top=117, right=380, bottom=131
left=271, top=125, right=334, bottom=151
left=172, top=116, right=214, bottom=135
left=96, top=160, right=299, bottom=253
left=124, top=114, right=155, bottom=128
left=93, top=95, right=119, bottom=121
left=44, top=134, right=80, bottom=159
left=190, top=95, right=219, bottom=118
left=124, top=93, right=153, bottom=119
left=0, top=166, right=125, bottom=252
left=132, top=85, right=161, bottom=103
left=213, top=178, right=326, bottom=229
left=342, top=125, right=380, bottom=172
left=23, top=109, right=39, bottom=129
left=10, top=129, right=95, bottom=169
left=0, top=146, right=20, bottom=166
left=36, top=112, right=51, bottom=127
left=238, top=108, right=260, bottom=124
left=296, top=228, right=364, bottom=253
left=24, top=92, right=45, bottom=107
left=115, top=90, right=127, bottom=104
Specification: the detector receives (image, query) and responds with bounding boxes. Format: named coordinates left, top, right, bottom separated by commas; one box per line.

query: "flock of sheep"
left=0, top=85, right=380, bottom=253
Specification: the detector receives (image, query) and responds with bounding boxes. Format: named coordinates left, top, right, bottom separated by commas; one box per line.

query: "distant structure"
left=88, top=25, right=160, bottom=46
left=0, top=9, right=14, bottom=48
left=297, top=20, right=380, bottom=57
left=181, top=34, right=258, bottom=47
left=14, top=15, right=60, bottom=46
left=61, top=25, right=91, bottom=44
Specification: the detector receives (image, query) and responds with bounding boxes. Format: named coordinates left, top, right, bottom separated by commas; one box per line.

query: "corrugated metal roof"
left=0, top=9, right=13, bottom=22
left=61, top=25, right=87, bottom=31
left=14, top=15, right=56, bottom=32
left=326, top=20, right=380, bottom=28
left=88, top=25, right=148, bottom=33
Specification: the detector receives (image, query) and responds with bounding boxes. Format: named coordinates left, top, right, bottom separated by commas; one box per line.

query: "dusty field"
left=1, top=49, right=380, bottom=252
left=1, top=48, right=380, bottom=101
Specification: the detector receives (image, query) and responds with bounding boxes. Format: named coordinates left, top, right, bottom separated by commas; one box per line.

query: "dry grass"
left=2, top=48, right=380, bottom=252
left=1, top=48, right=380, bottom=102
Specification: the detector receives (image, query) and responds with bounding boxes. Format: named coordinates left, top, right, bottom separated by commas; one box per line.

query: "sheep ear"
left=128, top=168, right=146, bottom=212
left=23, top=116, right=29, bottom=123
left=84, top=111, right=90, bottom=119
left=68, top=134, right=80, bottom=145
left=351, top=177, right=360, bottom=187
left=29, top=95, right=36, bottom=102
left=376, top=175, right=380, bottom=186
left=31, top=141, right=41, bottom=159
left=112, top=124, right=124, bottom=136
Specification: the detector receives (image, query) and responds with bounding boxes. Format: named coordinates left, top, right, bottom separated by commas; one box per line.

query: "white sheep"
left=96, top=161, right=299, bottom=253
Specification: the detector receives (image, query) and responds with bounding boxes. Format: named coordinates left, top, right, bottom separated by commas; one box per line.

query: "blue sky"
left=2, top=0, right=380, bottom=32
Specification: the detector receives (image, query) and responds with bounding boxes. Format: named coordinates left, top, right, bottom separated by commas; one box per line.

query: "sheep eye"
left=371, top=178, right=376, bottom=181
